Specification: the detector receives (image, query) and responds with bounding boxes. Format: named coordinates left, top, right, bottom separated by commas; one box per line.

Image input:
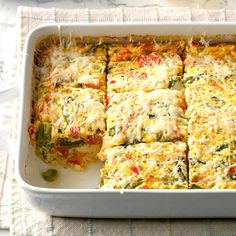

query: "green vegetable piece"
left=108, top=127, right=115, bottom=136
left=184, top=73, right=203, bottom=84
left=190, top=183, right=203, bottom=189
left=177, top=164, right=187, bottom=181
left=132, top=179, right=144, bottom=188
left=168, top=76, right=182, bottom=89
left=215, top=144, right=228, bottom=152
left=156, top=133, right=163, bottom=141
left=197, top=160, right=206, bottom=165
left=36, top=123, right=52, bottom=146
left=60, top=139, right=85, bottom=148
left=42, top=169, right=58, bottom=182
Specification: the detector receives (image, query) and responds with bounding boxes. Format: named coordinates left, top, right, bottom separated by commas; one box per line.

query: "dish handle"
left=0, top=84, right=20, bottom=158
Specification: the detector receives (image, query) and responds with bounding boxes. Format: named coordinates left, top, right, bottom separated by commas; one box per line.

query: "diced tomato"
left=105, top=96, right=110, bottom=106
left=229, top=166, right=236, bottom=174
left=228, top=166, right=236, bottom=180
left=67, top=157, right=82, bottom=165
left=69, top=126, right=80, bottom=139
left=133, top=55, right=152, bottom=67
left=65, top=88, right=72, bottom=93
left=56, top=146, right=69, bottom=157
left=86, top=134, right=103, bottom=145
left=86, top=83, right=99, bottom=90
left=131, top=166, right=139, bottom=175
left=86, top=136, right=96, bottom=144
left=180, top=101, right=187, bottom=112
left=150, top=52, right=162, bottom=64
left=67, top=152, right=86, bottom=166
left=192, top=174, right=205, bottom=182
left=140, top=185, right=148, bottom=189
left=110, top=80, right=116, bottom=84
left=133, top=53, right=162, bottom=67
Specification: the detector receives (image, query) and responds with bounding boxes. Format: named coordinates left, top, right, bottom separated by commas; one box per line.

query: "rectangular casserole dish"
left=16, top=22, right=236, bottom=218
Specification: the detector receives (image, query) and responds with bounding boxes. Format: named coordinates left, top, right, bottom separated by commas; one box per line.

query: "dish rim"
left=16, top=22, right=236, bottom=194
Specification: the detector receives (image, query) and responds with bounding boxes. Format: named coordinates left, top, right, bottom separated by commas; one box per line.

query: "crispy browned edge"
left=35, top=34, right=236, bottom=48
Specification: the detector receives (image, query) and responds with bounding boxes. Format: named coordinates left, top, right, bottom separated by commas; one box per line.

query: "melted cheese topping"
left=33, top=87, right=106, bottom=139
left=30, top=86, right=106, bottom=170
left=185, top=42, right=236, bottom=189
left=107, top=52, right=183, bottom=92
left=184, top=42, right=236, bottom=83
left=189, top=151, right=236, bottom=189
left=103, top=90, right=187, bottom=148
left=99, top=142, right=188, bottom=189
left=108, top=41, right=185, bottom=61
left=185, top=80, right=236, bottom=118
left=34, top=42, right=107, bottom=91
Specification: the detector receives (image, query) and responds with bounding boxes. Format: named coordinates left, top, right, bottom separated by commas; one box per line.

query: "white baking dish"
left=1, top=22, right=236, bottom=218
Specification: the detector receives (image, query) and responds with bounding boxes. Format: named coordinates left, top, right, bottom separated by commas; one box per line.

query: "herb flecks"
left=215, top=144, right=228, bottom=152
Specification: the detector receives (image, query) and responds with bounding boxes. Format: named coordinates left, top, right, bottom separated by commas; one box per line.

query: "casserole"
left=1, top=22, right=236, bottom=217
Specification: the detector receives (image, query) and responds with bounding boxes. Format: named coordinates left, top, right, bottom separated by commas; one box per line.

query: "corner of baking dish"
left=15, top=22, right=236, bottom=195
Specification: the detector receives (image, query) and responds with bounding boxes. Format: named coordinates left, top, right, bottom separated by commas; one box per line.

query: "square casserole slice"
left=107, top=52, right=183, bottom=92
left=188, top=106, right=236, bottom=188
left=189, top=143, right=236, bottom=189
left=29, top=87, right=106, bottom=170
left=103, top=90, right=188, bottom=149
left=99, top=142, right=188, bottom=189
left=108, top=41, right=185, bottom=62
left=188, top=107, right=236, bottom=143
left=188, top=107, right=236, bottom=163
left=185, top=79, right=236, bottom=118
left=184, top=41, right=236, bottom=84
left=34, top=39, right=107, bottom=91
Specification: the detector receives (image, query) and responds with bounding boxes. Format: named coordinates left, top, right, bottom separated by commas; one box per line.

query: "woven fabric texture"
left=0, top=5, right=236, bottom=235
